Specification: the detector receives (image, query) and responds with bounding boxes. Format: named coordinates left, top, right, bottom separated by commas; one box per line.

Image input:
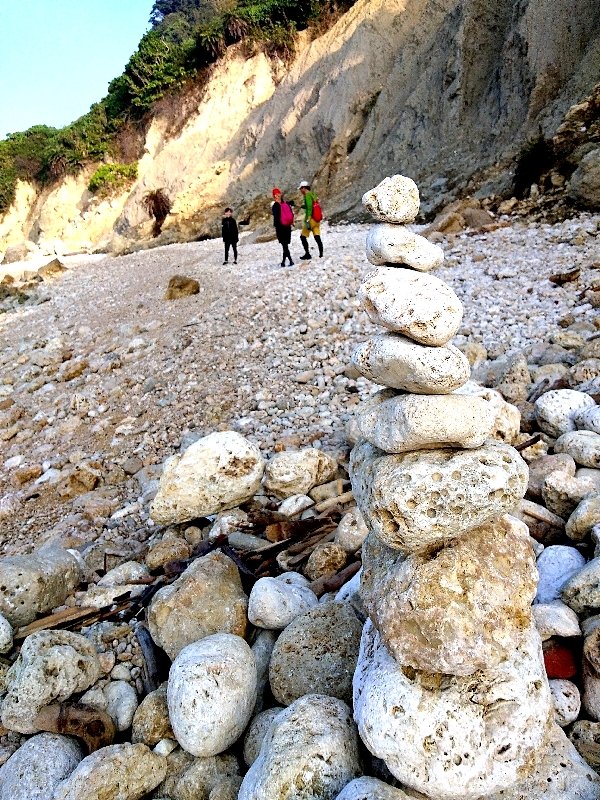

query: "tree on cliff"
left=150, top=0, right=236, bottom=26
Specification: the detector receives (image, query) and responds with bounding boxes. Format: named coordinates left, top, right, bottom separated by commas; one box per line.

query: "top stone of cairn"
left=362, top=175, right=420, bottom=224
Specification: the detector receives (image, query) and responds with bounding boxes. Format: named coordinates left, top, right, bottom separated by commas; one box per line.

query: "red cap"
left=272, top=187, right=281, bottom=197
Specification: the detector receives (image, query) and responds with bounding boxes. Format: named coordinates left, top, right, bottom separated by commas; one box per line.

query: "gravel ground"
left=0, top=214, right=599, bottom=553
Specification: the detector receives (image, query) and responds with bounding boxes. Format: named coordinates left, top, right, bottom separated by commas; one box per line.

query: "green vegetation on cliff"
left=0, top=0, right=355, bottom=214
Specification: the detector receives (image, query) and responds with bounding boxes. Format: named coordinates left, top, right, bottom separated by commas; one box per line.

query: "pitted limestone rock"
left=356, top=392, right=495, bottom=453
left=52, top=743, right=166, bottom=800
left=549, top=679, right=581, bottom=726
left=561, top=557, right=600, bottom=615
left=2, top=630, right=101, bottom=734
left=151, top=431, right=264, bottom=524
left=349, top=439, right=528, bottom=552
left=365, top=226, right=444, bottom=272
left=534, top=390, right=595, bottom=439
left=352, top=335, right=470, bottom=394
left=362, top=175, right=420, bottom=223
left=0, top=544, right=82, bottom=627
left=238, top=694, right=361, bottom=800
left=262, top=448, right=338, bottom=499
left=360, top=516, right=537, bottom=675
left=0, top=733, right=83, bottom=800
left=455, top=383, right=521, bottom=444
left=334, top=777, right=414, bottom=799
left=334, top=507, right=369, bottom=553
left=575, top=405, right=600, bottom=434
left=148, top=551, right=248, bottom=659
left=353, top=621, right=553, bottom=800
left=168, top=634, right=257, bottom=757
left=358, top=267, right=460, bottom=346
left=566, top=494, right=600, bottom=541
left=555, top=430, right=600, bottom=468
left=243, top=707, right=284, bottom=766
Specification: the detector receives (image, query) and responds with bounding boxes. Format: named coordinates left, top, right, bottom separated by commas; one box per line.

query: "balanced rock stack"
left=348, top=175, right=566, bottom=798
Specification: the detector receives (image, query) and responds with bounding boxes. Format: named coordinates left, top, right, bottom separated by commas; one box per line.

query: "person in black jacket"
left=221, top=207, right=238, bottom=264
left=271, top=188, right=294, bottom=268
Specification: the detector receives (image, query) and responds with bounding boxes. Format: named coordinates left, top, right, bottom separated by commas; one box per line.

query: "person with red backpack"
left=298, top=180, right=324, bottom=260
left=271, top=188, right=294, bottom=268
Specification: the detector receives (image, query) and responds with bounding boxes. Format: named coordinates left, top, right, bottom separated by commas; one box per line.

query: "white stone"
left=574, top=405, right=600, bottom=434
left=277, top=494, right=314, bottom=516
left=365, top=227, right=444, bottom=272
left=535, top=545, right=586, bottom=604
left=335, top=777, right=413, bottom=799
left=2, top=630, right=101, bottom=734
left=566, top=493, right=600, bottom=541
left=104, top=680, right=139, bottom=732
left=357, top=392, right=495, bottom=453
left=238, top=694, right=361, bottom=800
left=359, top=268, right=461, bottom=345
left=362, top=175, right=419, bottom=223
left=532, top=601, right=582, bottom=640
left=549, top=679, right=581, bottom=726
left=534, top=390, right=595, bottom=438
left=349, top=439, right=528, bottom=552
left=0, top=613, right=13, bottom=654
left=352, top=335, right=470, bottom=394
left=168, top=633, right=257, bottom=757
left=583, top=659, right=600, bottom=721
left=52, top=743, right=166, bottom=800
left=486, top=725, right=600, bottom=799
left=561, top=557, right=600, bottom=615
left=276, top=572, right=311, bottom=588
left=0, top=733, right=83, bottom=800
left=334, top=508, right=369, bottom=553
left=97, top=561, right=150, bottom=587
left=353, top=621, right=553, bottom=800
left=248, top=577, right=318, bottom=629
left=151, top=431, right=265, bottom=525
left=252, top=629, right=277, bottom=715
left=455, top=383, right=521, bottom=444
left=263, top=448, right=338, bottom=499
left=555, top=430, right=600, bottom=468
left=243, top=708, right=283, bottom=766
left=335, top=569, right=362, bottom=603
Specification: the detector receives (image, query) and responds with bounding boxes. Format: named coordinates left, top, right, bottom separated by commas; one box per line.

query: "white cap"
left=298, top=180, right=310, bottom=189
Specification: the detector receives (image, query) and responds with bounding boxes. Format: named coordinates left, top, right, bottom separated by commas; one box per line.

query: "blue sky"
left=0, top=0, right=154, bottom=139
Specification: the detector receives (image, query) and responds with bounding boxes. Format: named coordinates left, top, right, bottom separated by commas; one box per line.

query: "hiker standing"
left=298, top=180, right=323, bottom=260
left=271, top=188, right=294, bottom=268
left=221, top=207, right=238, bottom=264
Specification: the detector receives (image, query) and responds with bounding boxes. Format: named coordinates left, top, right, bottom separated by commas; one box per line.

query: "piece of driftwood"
left=14, top=600, right=133, bottom=641
left=309, top=560, right=362, bottom=598
left=515, top=433, right=542, bottom=452
left=314, top=491, right=354, bottom=513
left=519, top=499, right=565, bottom=528
left=135, top=623, right=163, bottom=694
left=33, top=702, right=116, bottom=753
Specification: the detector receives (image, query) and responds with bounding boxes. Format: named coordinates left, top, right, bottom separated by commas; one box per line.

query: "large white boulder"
left=358, top=267, right=459, bottom=345
left=168, top=634, right=257, bottom=757
left=361, top=175, right=420, bottom=223
left=352, top=335, right=470, bottom=394
left=360, top=516, right=537, bottom=675
left=535, top=545, right=586, bottom=605
left=0, top=733, right=83, bottom=800
left=555, top=430, right=600, bottom=468
left=353, top=621, right=553, bottom=800
left=151, top=431, right=264, bottom=524
left=238, top=694, right=361, bottom=800
left=356, top=392, right=495, bottom=453
left=365, top=226, right=444, bottom=271
left=349, top=439, right=528, bottom=552
left=534, top=390, right=595, bottom=439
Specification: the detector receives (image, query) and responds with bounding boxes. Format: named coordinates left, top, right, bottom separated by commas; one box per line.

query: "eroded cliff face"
left=2, top=0, right=599, bottom=253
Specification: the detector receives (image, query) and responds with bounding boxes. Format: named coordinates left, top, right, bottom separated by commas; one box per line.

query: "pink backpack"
left=280, top=201, right=294, bottom=226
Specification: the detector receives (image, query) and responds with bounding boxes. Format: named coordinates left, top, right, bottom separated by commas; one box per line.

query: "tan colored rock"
left=527, top=453, right=576, bottom=500
left=151, top=431, right=264, bottom=525
left=132, top=683, right=174, bottom=746
left=362, top=175, right=420, bottom=223
left=542, top=470, right=597, bottom=518
left=454, top=383, right=521, bottom=444
left=243, top=708, right=284, bottom=766
left=352, top=335, right=470, bottom=394
left=145, top=538, right=192, bottom=570
left=358, top=267, right=460, bottom=345
left=356, top=392, right=494, bottom=452
left=334, top=777, right=414, bottom=800
left=262, top=448, right=337, bottom=499
left=304, top=542, right=348, bottom=581
left=334, top=508, right=369, bottom=553
left=365, top=226, right=444, bottom=271
left=569, top=720, right=600, bottom=768
left=147, top=551, right=248, bottom=659
left=0, top=545, right=82, bottom=627
left=349, top=439, right=528, bottom=552
left=165, top=275, right=200, bottom=299
left=52, top=743, right=166, bottom=800
left=566, top=493, right=600, bottom=541
left=361, top=516, right=536, bottom=675
left=2, top=631, right=101, bottom=734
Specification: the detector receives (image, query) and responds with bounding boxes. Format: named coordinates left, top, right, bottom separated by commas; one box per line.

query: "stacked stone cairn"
left=349, top=175, right=558, bottom=799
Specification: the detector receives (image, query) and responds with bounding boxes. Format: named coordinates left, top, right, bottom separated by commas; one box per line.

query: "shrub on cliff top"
left=88, top=163, right=138, bottom=197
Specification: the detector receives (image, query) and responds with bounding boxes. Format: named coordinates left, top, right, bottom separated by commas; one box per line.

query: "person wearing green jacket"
left=298, top=180, right=323, bottom=260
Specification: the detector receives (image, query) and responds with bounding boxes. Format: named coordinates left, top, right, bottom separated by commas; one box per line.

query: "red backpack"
left=312, top=198, right=323, bottom=222
left=280, top=201, right=294, bottom=226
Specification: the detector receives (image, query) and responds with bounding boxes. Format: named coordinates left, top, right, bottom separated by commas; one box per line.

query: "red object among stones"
left=543, top=640, right=578, bottom=679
